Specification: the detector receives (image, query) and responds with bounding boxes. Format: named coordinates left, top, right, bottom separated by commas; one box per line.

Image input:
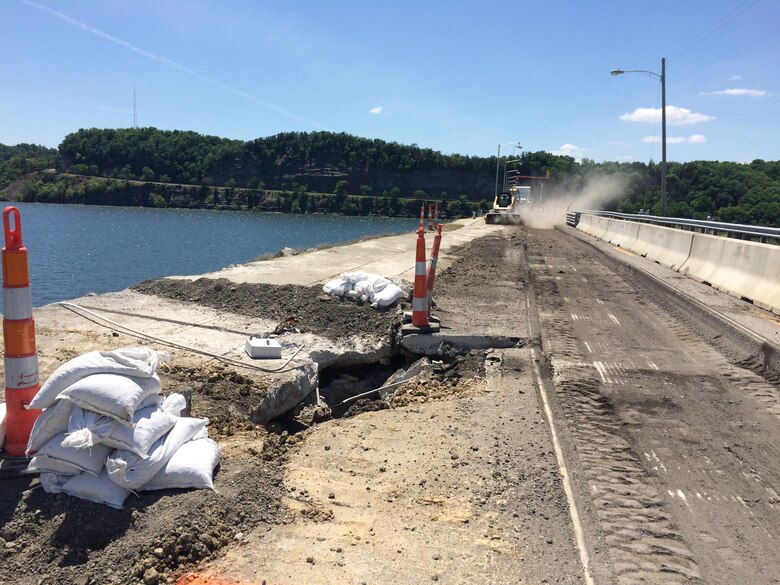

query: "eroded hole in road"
left=319, top=354, right=408, bottom=416
left=270, top=348, right=488, bottom=434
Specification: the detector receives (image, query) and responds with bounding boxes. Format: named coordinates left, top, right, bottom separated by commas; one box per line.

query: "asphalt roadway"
left=525, top=225, right=780, bottom=585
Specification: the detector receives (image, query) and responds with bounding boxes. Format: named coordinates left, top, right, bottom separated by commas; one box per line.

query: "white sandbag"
left=59, top=373, right=162, bottom=425
left=63, top=393, right=184, bottom=456
left=34, top=432, right=112, bottom=475
left=106, top=417, right=206, bottom=490
left=28, top=455, right=84, bottom=476
left=39, top=471, right=72, bottom=494
left=0, top=402, right=6, bottom=449
left=371, top=282, right=405, bottom=308
left=62, top=469, right=132, bottom=509
left=353, top=274, right=391, bottom=294
left=29, top=347, right=163, bottom=410
left=26, top=398, right=75, bottom=455
left=322, top=272, right=403, bottom=308
left=322, top=277, right=350, bottom=297
left=142, top=438, right=221, bottom=491
left=342, top=271, right=373, bottom=284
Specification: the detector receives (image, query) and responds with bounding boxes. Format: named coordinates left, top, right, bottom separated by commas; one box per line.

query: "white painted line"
left=596, top=299, right=604, bottom=305
left=583, top=341, right=592, bottom=353
left=530, top=348, right=595, bottom=585
left=593, top=361, right=611, bottom=383
left=677, top=489, right=692, bottom=511
left=607, top=312, right=621, bottom=326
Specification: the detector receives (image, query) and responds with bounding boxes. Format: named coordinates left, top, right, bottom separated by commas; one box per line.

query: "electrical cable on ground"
left=56, top=302, right=304, bottom=373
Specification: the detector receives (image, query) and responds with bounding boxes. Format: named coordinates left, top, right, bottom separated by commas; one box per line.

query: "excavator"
left=484, top=170, right=550, bottom=225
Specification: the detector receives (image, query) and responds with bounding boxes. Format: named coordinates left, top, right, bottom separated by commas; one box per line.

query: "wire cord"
left=56, top=302, right=305, bottom=374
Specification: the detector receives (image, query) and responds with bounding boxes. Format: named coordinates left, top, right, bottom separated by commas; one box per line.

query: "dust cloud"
left=521, top=174, right=627, bottom=229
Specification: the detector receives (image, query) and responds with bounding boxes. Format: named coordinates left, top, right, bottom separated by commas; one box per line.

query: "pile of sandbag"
left=322, top=271, right=406, bottom=308
left=25, top=347, right=221, bottom=509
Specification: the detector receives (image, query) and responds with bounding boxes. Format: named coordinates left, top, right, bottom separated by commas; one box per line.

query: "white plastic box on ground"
left=245, top=337, right=283, bottom=359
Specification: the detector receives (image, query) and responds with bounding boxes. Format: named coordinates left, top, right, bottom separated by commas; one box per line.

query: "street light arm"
left=611, top=68, right=661, bottom=81
left=611, top=58, right=668, bottom=217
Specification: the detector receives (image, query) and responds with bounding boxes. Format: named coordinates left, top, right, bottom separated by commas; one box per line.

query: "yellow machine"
left=484, top=186, right=531, bottom=224
left=485, top=168, right=549, bottom=224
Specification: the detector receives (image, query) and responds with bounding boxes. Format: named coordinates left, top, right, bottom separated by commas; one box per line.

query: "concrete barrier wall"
left=633, top=223, right=694, bottom=271
left=605, top=218, right=640, bottom=249
left=590, top=215, right=610, bottom=239
left=573, top=215, right=779, bottom=314
left=576, top=214, right=594, bottom=236
left=680, top=233, right=780, bottom=314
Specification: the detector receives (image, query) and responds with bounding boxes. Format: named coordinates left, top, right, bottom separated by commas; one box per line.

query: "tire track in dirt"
left=529, top=254, right=702, bottom=585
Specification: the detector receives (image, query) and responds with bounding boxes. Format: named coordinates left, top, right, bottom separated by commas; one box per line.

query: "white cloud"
left=641, top=135, right=706, bottom=144
left=709, top=88, right=768, bottom=97
left=730, top=75, right=742, bottom=81
left=620, top=105, right=715, bottom=125
left=369, top=106, right=384, bottom=114
left=553, top=144, right=586, bottom=159
left=614, top=155, right=633, bottom=161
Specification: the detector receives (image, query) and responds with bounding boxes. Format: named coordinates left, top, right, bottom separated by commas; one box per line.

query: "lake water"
left=3, top=202, right=418, bottom=307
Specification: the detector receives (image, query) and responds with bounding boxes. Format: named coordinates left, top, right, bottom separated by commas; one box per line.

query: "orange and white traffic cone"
left=418, top=202, right=425, bottom=231
left=427, top=203, right=434, bottom=231
left=411, top=225, right=430, bottom=328
left=433, top=202, right=440, bottom=228
left=2, top=206, right=41, bottom=457
left=427, top=222, right=443, bottom=318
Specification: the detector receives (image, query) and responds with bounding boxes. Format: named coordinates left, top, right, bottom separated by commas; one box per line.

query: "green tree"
left=334, top=180, right=349, bottom=197
left=148, top=193, right=167, bottom=208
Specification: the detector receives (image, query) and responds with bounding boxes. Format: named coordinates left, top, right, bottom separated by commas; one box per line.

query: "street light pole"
left=660, top=57, right=667, bottom=217
left=611, top=58, right=667, bottom=216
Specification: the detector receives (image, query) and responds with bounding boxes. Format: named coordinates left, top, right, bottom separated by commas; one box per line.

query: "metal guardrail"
left=577, top=211, right=780, bottom=244
left=566, top=211, right=580, bottom=228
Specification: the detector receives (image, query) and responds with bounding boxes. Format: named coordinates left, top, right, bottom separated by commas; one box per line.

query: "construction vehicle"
left=485, top=170, right=550, bottom=225
left=484, top=186, right=531, bottom=224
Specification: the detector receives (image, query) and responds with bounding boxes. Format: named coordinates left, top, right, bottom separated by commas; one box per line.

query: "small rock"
left=306, top=556, right=315, bottom=564
left=143, top=567, right=159, bottom=585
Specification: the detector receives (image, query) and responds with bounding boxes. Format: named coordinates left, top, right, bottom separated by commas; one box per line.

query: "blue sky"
left=2, top=0, right=778, bottom=163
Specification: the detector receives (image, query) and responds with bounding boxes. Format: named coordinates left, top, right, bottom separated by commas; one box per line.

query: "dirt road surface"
left=2, top=222, right=779, bottom=585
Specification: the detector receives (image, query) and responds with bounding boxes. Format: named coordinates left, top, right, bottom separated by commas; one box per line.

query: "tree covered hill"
left=0, top=143, right=57, bottom=187
left=1, top=128, right=778, bottom=226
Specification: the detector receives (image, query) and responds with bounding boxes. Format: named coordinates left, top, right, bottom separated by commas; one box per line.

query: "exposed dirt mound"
left=132, top=278, right=402, bottom=342
left=0, top=455, right=287, bottom=585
